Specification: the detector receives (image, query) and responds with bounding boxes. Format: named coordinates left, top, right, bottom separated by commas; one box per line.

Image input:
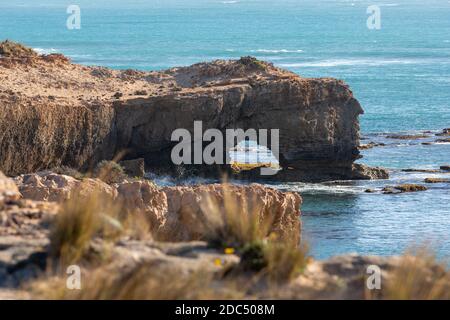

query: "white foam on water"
left=251, top=49, right=304, bottom=54
left=280, top=58, right=449, bottom=68
left=33, top=48, right=58, bottom=55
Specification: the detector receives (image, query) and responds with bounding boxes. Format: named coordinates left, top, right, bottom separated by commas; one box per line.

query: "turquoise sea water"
left=1, top=0, right=449, bottom=259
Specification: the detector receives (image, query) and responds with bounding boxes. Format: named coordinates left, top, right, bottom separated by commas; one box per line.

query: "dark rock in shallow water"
left=386, top=134, right=430, bottom=140
left=424, top=178, right=449, bottom=183
left=435, top=128, right=450, bottom=136
left=350, top=164, right=389, bottom=180
left=358, top=142, right=386, bottom=150
left=382, top=184, right=428, bottom=194
left=402, top=168, right=440, bottom=173
left=440, top=165, right=450, bottom=171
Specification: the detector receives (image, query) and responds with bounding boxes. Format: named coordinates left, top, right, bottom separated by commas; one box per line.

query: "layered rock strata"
left=0, top=42, right=385, bottom=181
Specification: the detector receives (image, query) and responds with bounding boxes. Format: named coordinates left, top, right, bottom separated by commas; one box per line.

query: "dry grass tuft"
left=199, top=185, right=273, bottom=249
left=50, top=186, right=152, bottom=266
left=0, top=39, right=37, bottom=57
left=95, top=160, right=127, bottom=184
left=385, top=247, right=450, bottom=300
left=49, top=189, right=123, bottom=266
left=199, top=185, right=308, bottom=283
left=263, top=240, right=308, bottom=284
left=30, top=261, right=244, bottom=300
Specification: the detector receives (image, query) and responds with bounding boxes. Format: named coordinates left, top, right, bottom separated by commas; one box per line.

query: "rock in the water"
left=424, top=178, right=449, bottom=183
left=358, top=142, right=386, bottom=150
left=435, top=128, right=450, bottom=136
left=383, top=184, right=428, bottom=194
left=351, top=164, right=389, bottom=180
left=440, top=165, right=450, bottom=171
left=386, top=134, right=430, bottom=140
left=402, top=168, right=440, bottom=173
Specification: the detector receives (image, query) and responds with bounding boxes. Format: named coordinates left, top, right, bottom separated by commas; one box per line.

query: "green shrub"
left=95, top=160, right=127, bottom=184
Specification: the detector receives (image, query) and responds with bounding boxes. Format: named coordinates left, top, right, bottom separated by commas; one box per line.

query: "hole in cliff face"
left=228, top=140, right=280, bottom=173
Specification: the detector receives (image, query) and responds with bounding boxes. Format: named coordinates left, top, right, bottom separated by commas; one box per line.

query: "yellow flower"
left=224, top=248, right=235, bottom=255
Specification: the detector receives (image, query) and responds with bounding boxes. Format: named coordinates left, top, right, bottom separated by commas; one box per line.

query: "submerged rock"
left=358, top=142, right=386, bottom=150
left=440, top=165, right=450, bottom=171
left=350, top=164, right=389, bottom=180
left=402, top=168, right=440, bottom=173
left=386, top=134, right=430, bottom=140
left=424, top=178, right=449, bottom=183
left=435, top=128, right=450, bottom=136
left=382, top=184, right=428, bottom=194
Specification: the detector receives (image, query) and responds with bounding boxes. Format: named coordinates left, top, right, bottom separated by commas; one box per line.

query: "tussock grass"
left=263, top=240, right=308, bottom=284
left=200, top=185, right=273, bottom=249
left=199, top=185, right=308, bottom=283
left=385, top=247, right=450, bottom=300
left=31, top=261, right=245, bottom=300
left=0, top=39, right=37, bottom=57
left=49, top=190, right=123, bottom=266
left=95, top=160, right=127, bottom=184
left=50, top=186, right=151, bottom=266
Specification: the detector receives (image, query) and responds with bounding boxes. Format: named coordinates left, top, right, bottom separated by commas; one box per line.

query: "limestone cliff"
left=0, top=41, right=385, bottom=181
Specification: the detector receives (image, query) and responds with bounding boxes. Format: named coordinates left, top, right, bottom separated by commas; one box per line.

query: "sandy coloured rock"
left=0, top=43, right=383, bottom=182
left=13, top=172, right=117, bottom=202
left=0, top=171, right=20, bottom=208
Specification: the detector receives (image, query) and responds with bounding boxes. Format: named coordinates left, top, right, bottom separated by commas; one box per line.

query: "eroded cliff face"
left=0, top=43, right=379, bottom=181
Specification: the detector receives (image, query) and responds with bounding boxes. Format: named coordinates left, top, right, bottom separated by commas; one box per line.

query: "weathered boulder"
left=14, top=172, right=116, bottom=202
left=160, top=183, right=302, bottom=243
left=350, top=163, right=389, bottom=180
left=0, top=171, right=20, bottom=208
left=116, top=180, right=168, bottom=229
left=14, top=173, right=302, bottom=243
left=0, top=44, right=380, bottom=182
left=382, top=184, right=428, bottom=194
left=424, top=178, right=449, bottom=183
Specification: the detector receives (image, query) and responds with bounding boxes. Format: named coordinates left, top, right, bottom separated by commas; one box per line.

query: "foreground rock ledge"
left=12, top=172, right=302, bottom=242
left=0, top=41, right=386, bottom=181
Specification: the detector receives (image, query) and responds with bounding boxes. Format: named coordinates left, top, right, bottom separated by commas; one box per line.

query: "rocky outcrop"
left=350, top=163, right=389, bottom=180
left=382, top=184, right=428, bottom=194
left=0, top=42, right=381, bottom=182
left=0, top=171, right=20, bottom=208
left=13, top=172, right=301, bottom=242
left=159, top=183, right=302, bottom=242
left=13, top=172, right=117, bottom=203
left=115, top=180, right=168, bottom=230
